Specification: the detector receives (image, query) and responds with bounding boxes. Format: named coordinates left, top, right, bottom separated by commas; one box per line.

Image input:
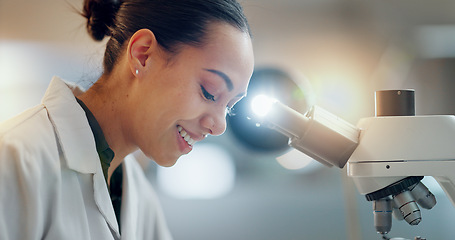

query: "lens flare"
left=251, top=95, right=277, bottom=117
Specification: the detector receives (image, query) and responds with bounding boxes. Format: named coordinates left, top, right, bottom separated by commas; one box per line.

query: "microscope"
left=251, top=90, right=455, bottom=239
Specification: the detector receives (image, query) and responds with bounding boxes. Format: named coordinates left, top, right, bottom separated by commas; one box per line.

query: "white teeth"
left=178, top=126, right=195, bottom=146
left=180, top=130, right=187, bottom=137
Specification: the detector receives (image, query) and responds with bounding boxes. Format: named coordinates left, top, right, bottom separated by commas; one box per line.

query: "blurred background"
left=2, top=0, right=455, bottom=239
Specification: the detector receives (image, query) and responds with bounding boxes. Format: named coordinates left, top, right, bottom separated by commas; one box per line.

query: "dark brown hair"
left=82, top=0, right=251, bottom=73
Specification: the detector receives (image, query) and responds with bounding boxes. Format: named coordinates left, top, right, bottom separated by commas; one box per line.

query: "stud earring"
left=135, top=69, right=139, bottom=75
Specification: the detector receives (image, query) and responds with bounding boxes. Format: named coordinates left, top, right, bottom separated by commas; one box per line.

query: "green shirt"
left=76, top=97, right=122, bottom=231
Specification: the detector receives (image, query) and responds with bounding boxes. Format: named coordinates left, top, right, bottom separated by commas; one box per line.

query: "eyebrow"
left=205, top=69, right=233, bottom=91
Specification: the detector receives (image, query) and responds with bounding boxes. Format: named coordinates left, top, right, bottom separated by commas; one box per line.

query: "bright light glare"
left=276, top=149, right=322, bottom=173
left=251, top=95, right=277, bottom=117
left=157, top=143, right=235, bottom=199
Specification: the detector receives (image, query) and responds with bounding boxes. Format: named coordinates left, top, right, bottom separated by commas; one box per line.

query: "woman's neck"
left=78, top=72, right=137, bottom=184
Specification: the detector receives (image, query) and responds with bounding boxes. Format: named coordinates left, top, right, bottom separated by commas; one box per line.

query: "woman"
left=0, top=0, right=254, bottom=239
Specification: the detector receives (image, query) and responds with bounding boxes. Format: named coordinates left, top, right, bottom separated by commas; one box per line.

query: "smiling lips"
left=177, top=125, right=195, bottom=146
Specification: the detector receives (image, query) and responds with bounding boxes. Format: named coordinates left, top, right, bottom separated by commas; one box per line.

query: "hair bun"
left=82, top=0, right=121, bottom=41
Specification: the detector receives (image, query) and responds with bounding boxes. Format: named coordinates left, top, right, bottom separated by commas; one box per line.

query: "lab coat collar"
left=41, top=76, right=98, bottom=174
left=41, top=76, right=120, bottom=238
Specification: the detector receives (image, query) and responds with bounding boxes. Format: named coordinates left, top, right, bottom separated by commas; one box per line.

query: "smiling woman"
left=0, top=0, right=254, bottom=239
left=121, top=23, right=253, bottom=168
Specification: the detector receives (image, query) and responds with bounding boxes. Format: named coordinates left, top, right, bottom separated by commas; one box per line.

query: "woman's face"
left=129, top=23, right=254, bottom=167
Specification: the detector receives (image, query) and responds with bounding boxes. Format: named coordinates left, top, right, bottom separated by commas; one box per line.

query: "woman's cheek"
left=175, top=95, right=204, bottom=118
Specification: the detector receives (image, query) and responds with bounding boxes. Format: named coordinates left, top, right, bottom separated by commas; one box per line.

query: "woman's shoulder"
left=0, top=104, right=61, bottom=176
left=0, top=105, right=65, bottom=240
left=1, top=104, right=56, bottom=152
left=0, top=104, right=47, bottom=135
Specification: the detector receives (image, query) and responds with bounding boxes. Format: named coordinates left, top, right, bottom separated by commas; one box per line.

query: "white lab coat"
left=0, top=77, right=173, bottom=240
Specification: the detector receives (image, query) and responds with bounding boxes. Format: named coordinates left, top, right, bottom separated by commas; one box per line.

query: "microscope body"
left=348, top=114, right=455, bottom=203
left=347, top=114, right=455, bottom=234
left=344, top=89, right=455, bottom=236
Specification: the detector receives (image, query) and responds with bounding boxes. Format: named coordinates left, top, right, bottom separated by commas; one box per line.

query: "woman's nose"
left=200, top=109, right=227, bottom=136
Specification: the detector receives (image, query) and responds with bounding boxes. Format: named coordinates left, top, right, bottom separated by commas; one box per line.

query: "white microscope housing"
left=347, top=114, right=455, bottom=233
left=347, top=114, right=455, bottom=199
left=346, top=90, right=455, bottom=235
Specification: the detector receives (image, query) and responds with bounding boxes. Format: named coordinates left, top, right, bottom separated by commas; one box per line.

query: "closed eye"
left=201, top=85, right=215, bottom=101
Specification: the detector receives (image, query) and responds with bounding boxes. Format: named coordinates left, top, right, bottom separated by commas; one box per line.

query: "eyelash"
left=201, top=85, right=215, bottom=101
left=201, top=85, right=235, bottom=116
left=226, top=106, right=235, bottom=116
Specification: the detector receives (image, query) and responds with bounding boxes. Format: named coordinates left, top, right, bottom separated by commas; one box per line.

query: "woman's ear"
left=126, top=29, right=158, bottom=76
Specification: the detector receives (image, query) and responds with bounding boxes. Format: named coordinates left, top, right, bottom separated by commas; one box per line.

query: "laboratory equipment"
left=251, top=90, right=455, bottom=238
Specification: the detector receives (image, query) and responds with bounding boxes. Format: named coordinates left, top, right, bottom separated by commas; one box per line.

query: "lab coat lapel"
left=42, top=76, right=120, bottom=238
left=93, top=164, right=121, bottom=239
